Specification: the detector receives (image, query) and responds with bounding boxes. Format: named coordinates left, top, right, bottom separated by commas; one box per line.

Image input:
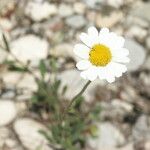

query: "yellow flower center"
left=89, top=44, right=112, bottom=66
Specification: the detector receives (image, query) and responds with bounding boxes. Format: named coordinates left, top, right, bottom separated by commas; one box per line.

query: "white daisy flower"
left=74, top=27, right=130, bottom=83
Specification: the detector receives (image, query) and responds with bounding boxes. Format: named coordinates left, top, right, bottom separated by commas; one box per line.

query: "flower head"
left=74, top=27, right=130, bottom=83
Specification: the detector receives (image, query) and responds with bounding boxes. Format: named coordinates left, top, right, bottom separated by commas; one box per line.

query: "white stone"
left=126, top=26, right=147, bottom=42
left=58, top=4, right=73, bottom=17
left=10, top=35, right=48, bottom=65
left=0, top=18, right=13, bottom=31
left=131, top=2, right=150, bottom=22
left=83, top=0, right=101, bottom=8
left=100, top=99, right=133, bottom=122
left=143, top=56, right=150, bottom=70
left=66, top=15, right=87, bottom=29
left=50, top=43, right=74, bottom=58
left=118, top=143, right=134, bottom=150
left=146, top=37, right=150, bottom=50
left=0, top=127, right=10, bottom=147
left=1, top=72, right=37, bottom=91
left=25, top=2, right=57, bottom=21
left=111, top=99, right=133, bottom=112
left=125, top=39, right=146, bottom=72
left=132, top=115, right=150, bottom=141
left=0, top=100, right=17, bottom=126
left=126, top=16, right=149, bottom=28
left=14, top=118, right=52, bottom=150
left=105, top=0, right=124, bottom=8
left=96, top=12, right=123, bottom=28
left=73, top=2, right=86, bottom=14
left=145, top=140, right=150, bottom=150
left=88, top=122, right=125, bottom=149
left=0, top=48, right=7, bottom=63
left=5, top=138, right=18, bottom=148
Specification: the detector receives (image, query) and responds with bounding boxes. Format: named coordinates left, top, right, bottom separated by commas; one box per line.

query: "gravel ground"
left=0, top=0, right=150, bottom=150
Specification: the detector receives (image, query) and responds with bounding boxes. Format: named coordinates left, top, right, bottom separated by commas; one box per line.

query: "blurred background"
left=0, top=0, right=150, bottom=150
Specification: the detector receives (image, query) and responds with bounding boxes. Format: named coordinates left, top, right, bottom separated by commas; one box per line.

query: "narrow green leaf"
left=2, top=34, right=10, bottom=52
left=39, top=60, right=47, bottom=78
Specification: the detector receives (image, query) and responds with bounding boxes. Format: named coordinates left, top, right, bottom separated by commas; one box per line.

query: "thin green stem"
left=63, top=80, right=91, bottom=118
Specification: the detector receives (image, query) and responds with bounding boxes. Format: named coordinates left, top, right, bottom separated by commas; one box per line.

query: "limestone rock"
left=66, top=15, right=87, bottom=29
left=25, top=1, right=57, bottom=21
left=0, top=100, right=17, bottom=126
left=10, top=35, right=49, bottom=66
left=14, top=118, right=52, bottom=150
left=125, top=39, right=146, bottom=72
left=88, top=122, right=125, bottom=149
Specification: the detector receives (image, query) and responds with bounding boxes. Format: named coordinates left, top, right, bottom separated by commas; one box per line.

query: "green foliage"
left=1, top=33, right=101, bottom=150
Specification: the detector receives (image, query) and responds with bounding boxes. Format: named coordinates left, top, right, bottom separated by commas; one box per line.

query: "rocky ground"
left=0, top=0, right=150, bottom=150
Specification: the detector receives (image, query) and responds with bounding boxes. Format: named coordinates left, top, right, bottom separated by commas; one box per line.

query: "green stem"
left=63, top=80, right=91, bottom=117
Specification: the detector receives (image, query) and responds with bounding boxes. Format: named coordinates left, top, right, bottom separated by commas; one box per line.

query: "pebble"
left=0, top=0, right=15, bottom=16
left=88, top=122, right=125, bottom=149
left=119, top=143, right=134, bottom=150
left=14, top=118, right=52, bottom=150
left=146, top=36, right=150, bottom=50
left=126, top=16, right=149, bottom=28
left=73, top=2, right=86, bottom=14
left=131, top=2, right=150, bottom=22
left=120, top=85, right=137, bottom=103
left=86, top=10, right=97, bottom=23
left=132, top=115, right=150, bottom=141
left=0, top=18, right=14, bottom=31
left=125, top=39, right=146, bottom=72
left=10, top=34, right=49, bottom=65
left=145, top=140, right=150, bottom=150
left=58, top=4, right=73, bottom=17
left=0, top=48, right=7, bottom=64
left=1, top=72, right=37, bottom=92
left=96, top=12, right=123, bottom=28
left=25, top=1, right=57, bottom=21
left=66, top=15, right=87, bottom=29
left=143, top=56, right=150, bottom=70
left=5, top=138, right=18, bottom=148
left=50, top=43, right=74, bottom=58
left=100, top=99, right=133, bottom=121
left=126, top=26, right=147, bottom=42
left=104, top=0, right=124, bottom=8
left=0, top=100, right=17, bottom=126
left=83, top=0, right=101, bottom=8
left=0, top=127, right=10, bottom=147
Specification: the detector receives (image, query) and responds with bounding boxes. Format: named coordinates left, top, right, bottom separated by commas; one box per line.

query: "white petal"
left=97, top=61, right=127, bottom=82
left=117, top=36, right=125, bottom=48
left=97, top=66, right=115, bottom=83
left=80, top=66, right=98, bottom=81
left=73, top=44, right=90, bottom=59
left=111, top=48, right=129, bottom=57
left=99, top=28, right=109, bottom=35
left=112, top=56, right=130, bottom=63
left=76, top=60, right=91, bottom=70
left=80, top=71, right=87, bottom=79
left=106, top=76, right=115, bottom=83
left=79, top=33, right=94, bottom=47
left=99, top=28, right=110, bottom=47
left=88, top=26, right=98, bottom=37
left=88, top=26, right=99, bottom=45
left=99, top=30, right=125, bottom=49
left=107, top=62, right=127, bottom=77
